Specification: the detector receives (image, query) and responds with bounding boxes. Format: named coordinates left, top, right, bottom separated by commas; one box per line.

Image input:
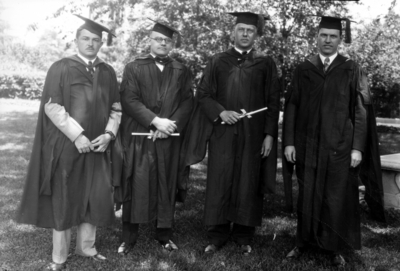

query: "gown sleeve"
left=120, top=63, right=157, bottom=127
left=44, top=101, right=84, bottom=142
left=197, top=57, right=226, bottom=122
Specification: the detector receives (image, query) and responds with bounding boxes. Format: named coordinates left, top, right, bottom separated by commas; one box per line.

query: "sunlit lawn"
left=1, top=98, right=400, bottom=271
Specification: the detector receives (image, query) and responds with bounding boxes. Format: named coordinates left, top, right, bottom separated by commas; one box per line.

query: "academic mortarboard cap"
left=74, top=14, right=116, bottom=46
left=317, top=16, right=353, bottom=43
left=148, top=18, right=181, bottom=47
left=228, top=12, right=269, bottom=36
left=148, top=18, right=180, bottom=39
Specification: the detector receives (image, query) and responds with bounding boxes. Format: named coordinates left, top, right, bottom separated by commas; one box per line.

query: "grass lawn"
left=1, top=98, right=400, bottom=271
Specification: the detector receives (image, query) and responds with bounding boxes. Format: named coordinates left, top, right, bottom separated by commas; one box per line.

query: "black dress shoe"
left=91, top=253, right=107, bottom=261
left=160, top=240, right=178, bottom=252
left=204, top=244, right=218, bottom=254
left=118, top=242, right=133, bottom=255
left=331, top=254, right=346, bottom=267
left=286, top=247, right=303, bottom=259
left=240, top=245, right=252, bottom=256
left=42, top=262, right=66, bottom=271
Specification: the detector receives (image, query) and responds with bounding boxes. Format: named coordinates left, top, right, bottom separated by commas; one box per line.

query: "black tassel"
left=257, top=14, right=265, bottom=36
left=344, top=18, right=351, bottom=44
left=107, top=32, right=113, bottom=46
left=175, top=33, right=181, bottom=48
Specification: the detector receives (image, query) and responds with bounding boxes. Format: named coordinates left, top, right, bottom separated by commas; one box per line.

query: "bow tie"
left=237, top=51, right=249, bottom=65
left=154, top=56, right=170, bottom=65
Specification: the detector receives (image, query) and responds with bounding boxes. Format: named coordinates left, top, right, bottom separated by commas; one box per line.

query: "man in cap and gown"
left=116, top=20, right=193, bottom=254
left=180, top=12, right=280, bottom=255
left=16, top=15, right=121, bottom=270
left=283, top=16, right=385, bottom=266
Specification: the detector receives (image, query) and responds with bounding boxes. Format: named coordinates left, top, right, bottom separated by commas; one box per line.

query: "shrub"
left=0, top=72, right=46, bottom=100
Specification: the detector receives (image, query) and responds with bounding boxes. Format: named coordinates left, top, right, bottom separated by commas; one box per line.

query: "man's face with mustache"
left=233, top=23, right=258, bottom=51
left=75, top=29, right=103, bottom=60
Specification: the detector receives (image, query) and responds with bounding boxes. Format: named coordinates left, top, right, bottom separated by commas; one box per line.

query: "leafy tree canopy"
left=51, top=0, right=350, bottom=83
left=2, top=0, right=399, bottom=117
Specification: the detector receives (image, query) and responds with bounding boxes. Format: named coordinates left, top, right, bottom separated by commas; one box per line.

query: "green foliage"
left=0, top=0, right=8, bottom=35
left=0, top=32, right=57, bottom=99
left=0, top=29, right=67, bottom=73
left=0, top=24, right=71, bottom=100
left=0, top=73, right=46, bottom=99
left=345, top=8, right=400, bottom=117
left=72, top=0, right=349, bottom=90
left=1, top=0, right=399, bottom=117
left=0, top=0, right=351, bottom=89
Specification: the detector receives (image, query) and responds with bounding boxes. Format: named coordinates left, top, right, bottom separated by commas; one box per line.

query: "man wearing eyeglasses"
left=116, top=20, right=193, bottom=254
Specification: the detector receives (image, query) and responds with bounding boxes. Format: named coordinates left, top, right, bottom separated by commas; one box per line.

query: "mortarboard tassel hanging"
left=107, top=32, right=113, bottom=46
left=74, top=14, right=116, bottom=45
left=175, top=33, right=181, bottom=48
left=257, top=14, right=265, bottom=36
left=344, top=18, right=352, bottom=44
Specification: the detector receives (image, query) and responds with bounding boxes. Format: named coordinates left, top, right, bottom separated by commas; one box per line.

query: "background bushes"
left=0, top=72, right=45, bottom=99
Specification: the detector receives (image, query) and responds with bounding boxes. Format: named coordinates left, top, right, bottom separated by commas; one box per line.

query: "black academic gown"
left=283, top=54, right=384, bottom=252
left=16, top=55, right=120, bottom=231
left=118, top=55, right=193, bottom=228
left=188, top=48, right=280, bottom=227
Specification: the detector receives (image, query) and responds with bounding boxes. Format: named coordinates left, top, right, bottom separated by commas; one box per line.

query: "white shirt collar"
left=150, top=53, right=165, bottom=71
left=319, top=52, right=338, bottom=66
left=150, top=53, right=169, bottom=59
left=234, top=47, right=252, bottom=55
left=77, top=53, right=97, bottom=65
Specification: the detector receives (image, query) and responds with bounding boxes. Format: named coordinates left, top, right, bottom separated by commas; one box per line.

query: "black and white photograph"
left=1, top=0, right=400, bottom=270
